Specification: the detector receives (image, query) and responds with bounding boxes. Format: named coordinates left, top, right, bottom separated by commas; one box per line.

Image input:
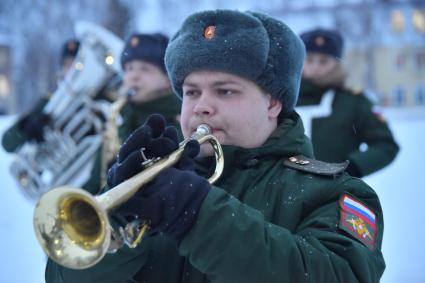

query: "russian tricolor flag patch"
left=339, top=193, right=377, bottom=250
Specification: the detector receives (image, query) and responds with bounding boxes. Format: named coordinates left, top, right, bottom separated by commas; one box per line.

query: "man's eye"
left=218, top=89, right=234, bottom=96
left=140, top=65, right=151, bottom=72
left=319, top=58, right=331, bottom=65
left=184, top=90, right=199, bottom=96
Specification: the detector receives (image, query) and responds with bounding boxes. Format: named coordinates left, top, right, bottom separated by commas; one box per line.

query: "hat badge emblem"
left=130, top=36, right=140, bottom=47
left=315, top=36, right=325, bottom=46
left=204, top=25, right=216, bottom=39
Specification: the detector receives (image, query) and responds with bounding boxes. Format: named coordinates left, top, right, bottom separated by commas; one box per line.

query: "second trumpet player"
left=82, top=33, right=182, bottom=195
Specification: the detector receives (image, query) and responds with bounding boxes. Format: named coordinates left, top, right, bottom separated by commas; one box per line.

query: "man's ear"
left=268, top=96, right=282, bottom=119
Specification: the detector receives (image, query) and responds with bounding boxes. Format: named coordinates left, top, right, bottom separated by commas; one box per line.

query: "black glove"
left=107, top=114, right=209, bottom=243
left=346, top=161, right=362, bottom=178
left=116, top=165, right=210, bottom=243
left=19, top=113, right=51, bottom=142
left=107, top=114, right=180, bottom=186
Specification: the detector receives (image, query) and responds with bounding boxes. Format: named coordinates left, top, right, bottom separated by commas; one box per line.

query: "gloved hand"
left=19, top=113, right=51, bottom=142
left=107, top=114, right=180, bottom=186
left=107, top=114, right=209, bottom=243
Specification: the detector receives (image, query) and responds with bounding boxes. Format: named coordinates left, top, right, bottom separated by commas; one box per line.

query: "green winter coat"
left=297, top=80, right=399, bottom=177
left=117, top=90, right=182, bottom=142
left=82, top=90, right=182, bottom=194
left=45, top=112, right=385, bottom=283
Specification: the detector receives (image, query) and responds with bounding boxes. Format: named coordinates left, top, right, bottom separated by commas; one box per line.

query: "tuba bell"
left=9, top=21, right=124, bottom=199
left=33, top=124, right=224, bottom=270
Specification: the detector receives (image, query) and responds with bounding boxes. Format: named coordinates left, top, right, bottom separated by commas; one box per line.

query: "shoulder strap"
left=283, top=155, right=349, bottom=176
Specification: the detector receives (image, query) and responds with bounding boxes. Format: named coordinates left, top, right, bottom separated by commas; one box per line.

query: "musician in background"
left=296, top=28, right=399, bottom=177
left=1, top=39, right=81, bottom=152
left=46, top=10, right=385, bottom=282
left=117, top=33, right=181, bottom=140
left=81, top=33, right=181, bottom=194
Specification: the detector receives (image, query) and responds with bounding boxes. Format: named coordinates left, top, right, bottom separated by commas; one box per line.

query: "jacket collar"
left=196, top=112, right=313, bottom=178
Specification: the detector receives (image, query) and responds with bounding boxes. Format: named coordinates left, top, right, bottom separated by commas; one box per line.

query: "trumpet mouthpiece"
left=127, top=88, right=136, bottom=98
left=196, top=124, right=211, bottom=135
left=186, top=124, right=212, bottom=144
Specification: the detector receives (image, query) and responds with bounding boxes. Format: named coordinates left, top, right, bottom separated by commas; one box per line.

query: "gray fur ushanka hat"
left=165, top=10, right=306, bottom=114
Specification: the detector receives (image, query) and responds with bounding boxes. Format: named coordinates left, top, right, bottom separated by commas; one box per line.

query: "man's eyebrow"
left=182, top=81, right=199, bottom=88
left=211, top=80, right=241, bottom=87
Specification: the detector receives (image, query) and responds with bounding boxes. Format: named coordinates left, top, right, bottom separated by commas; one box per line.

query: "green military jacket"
left=117, top=90, right=182, bottom=141
left=46, top=113, right=385, bottom=283
left=82, top=90, right=182, bottom=194
left=1, top=97, right=49, bottom=152
left=297, top=80, right=399, bottom=177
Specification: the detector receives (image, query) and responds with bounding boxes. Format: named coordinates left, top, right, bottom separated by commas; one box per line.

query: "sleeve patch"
left=339, top=194, right=377, bottom=250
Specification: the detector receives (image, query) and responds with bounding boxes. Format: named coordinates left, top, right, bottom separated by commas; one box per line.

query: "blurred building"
left=0, top=0, right=132, bottom=114
left=374, top=4, right=425, bottom=106
left=342, top=2, right=425, bottom=106
left=270, top=0, right=425, bottom=107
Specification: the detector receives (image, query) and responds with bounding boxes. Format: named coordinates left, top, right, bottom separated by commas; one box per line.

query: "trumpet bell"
left=33, top=186, right=111, bottom=269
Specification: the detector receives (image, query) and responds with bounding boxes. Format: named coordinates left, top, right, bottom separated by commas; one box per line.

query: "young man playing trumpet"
left=115, top=32, right=181, bottom=140
left=46, top=10, right=385, bottom=283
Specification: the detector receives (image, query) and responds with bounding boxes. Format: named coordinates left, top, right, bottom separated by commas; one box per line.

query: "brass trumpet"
left=33, top=124, right=224, bottom=270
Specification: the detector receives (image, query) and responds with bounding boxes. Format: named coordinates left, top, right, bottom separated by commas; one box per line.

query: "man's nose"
left=193, top=93, right=215, bottom=116
left=304, top=63, right=320, bottom=77
left=130, top=73, right=142, bottom=82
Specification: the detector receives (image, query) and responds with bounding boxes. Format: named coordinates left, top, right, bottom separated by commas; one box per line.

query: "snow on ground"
left=0, top=115, right=45, bottom=283
left=0, top=106, right=424, bottom=282
left=363, top=106, right=425, bottom=283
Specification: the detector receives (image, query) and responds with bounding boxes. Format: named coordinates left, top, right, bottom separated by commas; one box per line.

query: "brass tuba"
left=9, top=21, right=124, bottom=199
left=33, top=124, right=224, bottom=270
